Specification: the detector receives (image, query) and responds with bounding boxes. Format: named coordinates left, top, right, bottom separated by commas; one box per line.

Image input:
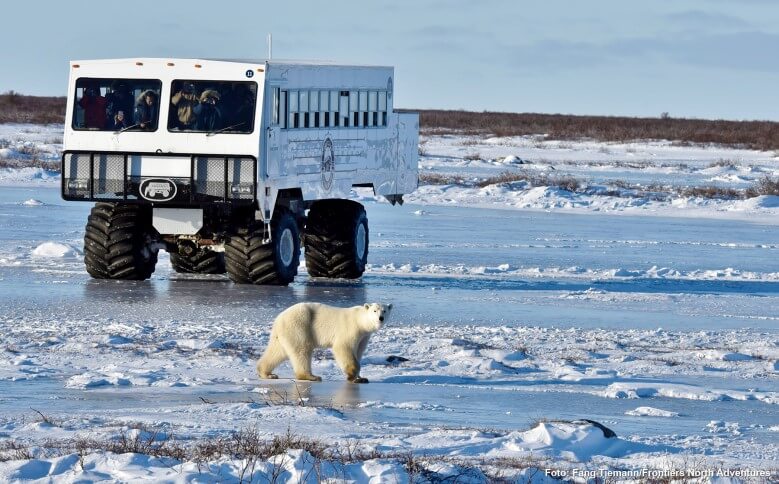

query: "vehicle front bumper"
left=61, top=151, right=257, bottom=205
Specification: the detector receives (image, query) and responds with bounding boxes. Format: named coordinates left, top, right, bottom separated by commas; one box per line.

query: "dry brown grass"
left=420, top=170, right=576, bottom=190
left=418, top=172, right=471, bottom=186
left=707, top=158, right=739, bottom=169
left=748, top=176, right=779, bottom=197
left=1, top=93, right=776, bottom=151
left=681, top=186, right=743, bottom=199
left=0, top=157, right=59, bottom=170
left=0, top=426, right=553, bottom=482
left=614, top=176, right=779, bottom=200
left=421, top=170, right=779, bottom=201
left=420, top=170, right=582, bottom=193
left=0, top=91, right=66, bottom=124
left=475, top=171, right=581, bottom=192
left=411, top=109, right=779, bottom=151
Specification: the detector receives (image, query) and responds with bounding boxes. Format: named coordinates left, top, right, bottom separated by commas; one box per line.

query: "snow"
left=366, top=261, right=779, bottom=283
left=0, top=123, right=61, bottom=161
left=412, top=132, right=779, bottom=224
left=0, top=166, right=59, bottom=186
left=734, top=194, right=779, bottom=209
left=496, top=421, right=627, bottom=462
left=625, top=406, right=679, bottom=417
left=30, top=242, right=78, bottom=258
left=0, top=125, right=778, bottom=480
left=0, top=450, right=421, bottom=483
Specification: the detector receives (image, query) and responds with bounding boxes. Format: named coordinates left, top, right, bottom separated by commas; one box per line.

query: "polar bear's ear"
left=364, top=303, right=370, bottom=310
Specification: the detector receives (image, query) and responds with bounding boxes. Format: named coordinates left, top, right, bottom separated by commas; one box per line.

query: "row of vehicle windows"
left=72, top=77, right=257, bottom=134
left=72, top=78, right=390, bottom=134
left=272, top=89, right=389, bottom=130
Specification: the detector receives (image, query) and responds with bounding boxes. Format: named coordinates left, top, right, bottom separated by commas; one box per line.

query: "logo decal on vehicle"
left=139, top=178, right=177, bottom=202
left=321, top=138, right=335, bottom=192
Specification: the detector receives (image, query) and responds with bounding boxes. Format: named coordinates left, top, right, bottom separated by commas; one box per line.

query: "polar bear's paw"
left=296, top=373, right=322, bottom=382
left=350, top=377, right=370, bottom=384
left=260, top=373, right=279, bottom=379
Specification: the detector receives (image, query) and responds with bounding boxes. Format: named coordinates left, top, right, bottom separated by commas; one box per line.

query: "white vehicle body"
left=62, top=58, right=419, bottom=232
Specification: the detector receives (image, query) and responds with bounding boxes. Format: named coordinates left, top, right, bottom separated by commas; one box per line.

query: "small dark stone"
left=386, top=355, right=409, bottom=363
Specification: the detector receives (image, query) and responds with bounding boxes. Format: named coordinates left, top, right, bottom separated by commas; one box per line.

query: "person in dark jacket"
left=78, top=86, right=107, bottom=129
left=134, top=90, right=159, bottom=130
left=194, top=89, right=222, bottom=131
left=105, top=81, right=134, bottom=127
left=226, top=84, right=255, bottom=130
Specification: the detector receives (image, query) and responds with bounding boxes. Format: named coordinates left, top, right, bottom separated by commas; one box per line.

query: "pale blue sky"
left=2, top=0, right=778, bottom=120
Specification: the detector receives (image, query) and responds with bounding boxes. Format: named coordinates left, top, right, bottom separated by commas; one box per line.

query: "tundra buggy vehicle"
left=62, top=58, right=418, bottom=285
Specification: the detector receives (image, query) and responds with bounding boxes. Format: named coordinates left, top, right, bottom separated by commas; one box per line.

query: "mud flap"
left=153, top=208, right=203, bottom=235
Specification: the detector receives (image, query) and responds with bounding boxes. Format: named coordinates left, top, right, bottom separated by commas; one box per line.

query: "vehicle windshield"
left=72, top=78, right=162, bottom=131
left=168, top=80, right=257, bottom=134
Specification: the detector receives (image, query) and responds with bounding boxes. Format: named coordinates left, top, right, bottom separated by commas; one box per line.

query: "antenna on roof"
left=267, top=33, right=272, bottom=60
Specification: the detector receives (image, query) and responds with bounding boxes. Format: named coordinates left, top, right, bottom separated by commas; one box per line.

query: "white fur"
left=257, top=302, right=392, bottom=383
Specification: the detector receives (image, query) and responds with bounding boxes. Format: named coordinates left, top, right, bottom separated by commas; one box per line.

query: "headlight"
left=67, top=180, right=89, bottom=190
left=230, top=183, right=253, bottom=195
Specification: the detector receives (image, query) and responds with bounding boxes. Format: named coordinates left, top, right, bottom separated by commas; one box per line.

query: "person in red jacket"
left=78, top=87, right=107, bottom=129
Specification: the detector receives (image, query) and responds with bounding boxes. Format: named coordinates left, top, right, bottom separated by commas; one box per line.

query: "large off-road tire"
left=170, top=249, right=226, bottom=274
left=224, top=210, right=300, bottom=285
left=83, top=202, right=158, bottom=280
left=303, top=200, right=368, bottom=279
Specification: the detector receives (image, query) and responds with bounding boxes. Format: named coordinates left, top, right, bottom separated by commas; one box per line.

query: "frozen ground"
left=414, top=132, right=779, bottom=225
left=0, top=125, right=778, bottom=481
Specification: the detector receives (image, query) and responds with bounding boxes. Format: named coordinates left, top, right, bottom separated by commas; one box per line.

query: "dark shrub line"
left=411, top=109, right=779, bottom=151
left=3, top=93, right=779, bottom=150
left=0, top=91, right=66, bottom=125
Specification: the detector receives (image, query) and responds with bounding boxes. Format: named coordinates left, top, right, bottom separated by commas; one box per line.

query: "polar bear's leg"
left=282, top=340, right=322, bottom=382
left=356, top=335, right=370, bottom=361
left=333, top=344, right=368, bottom=383
left=257, top=337, right=286, bottom=379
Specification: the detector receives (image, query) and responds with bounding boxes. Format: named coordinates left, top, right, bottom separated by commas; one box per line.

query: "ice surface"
left=0, top=127, right=778, bottom=479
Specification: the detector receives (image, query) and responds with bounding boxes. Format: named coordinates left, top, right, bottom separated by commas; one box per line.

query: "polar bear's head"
left=361, top=303, right=393, bottom=332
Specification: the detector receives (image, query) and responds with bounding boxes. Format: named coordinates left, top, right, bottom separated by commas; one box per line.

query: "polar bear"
left=257, top=302, right=392, bottom=383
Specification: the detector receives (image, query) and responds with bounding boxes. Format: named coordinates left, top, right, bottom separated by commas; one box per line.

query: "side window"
left=329, top=90, right=338, bottom=127
left=308, top=90, right=318, bottom=128
left=299, top=91, right=309, bottom=129
left=368, top=91, right=377, bottom=127
left=340, top=91, right=350, bottom=127
left=289, top=90, right=299, bottom=128
left=378, top=91, right=387, bottom=127
left=359, top=91, right=368, bottom=127
left=279, top=90, right=287, bottom=129
left=319, top=90, right=328, bottom=128
left=349, top=91, right=359, bottom=127
left=272, top=87, right=280, bottom=126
